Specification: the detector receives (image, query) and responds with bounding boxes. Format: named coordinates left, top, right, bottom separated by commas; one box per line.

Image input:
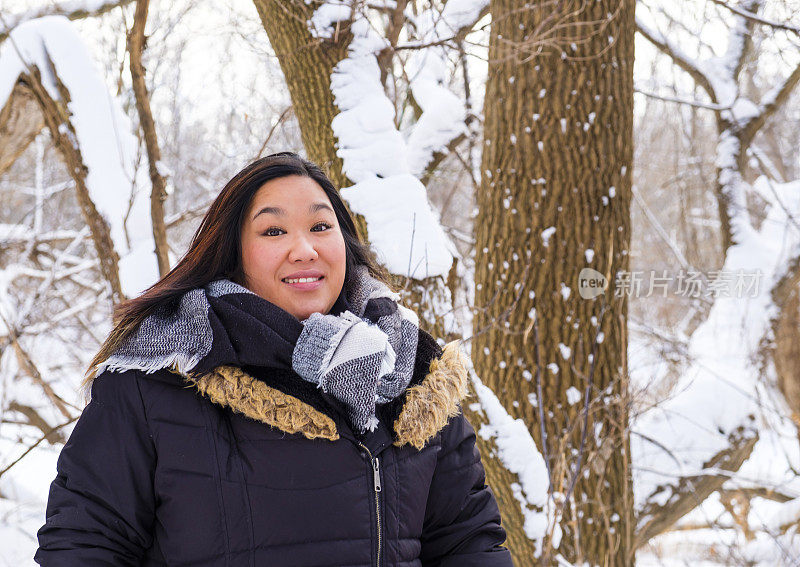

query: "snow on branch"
left=315, top=2, right=458, bottom=278
left=740, top=61, right=800, bottom=147
left=708, top=0, right=800, bottom=36
left=711, top=0, right=761, bottom=100
left=0, top=16, right=157, bottom=299
left=635, top=16, right=717, bottom=103
left=0, top=0, right=134, bottom=43
left=634, top=427, right=758, bottom=548
left=404, top=0, right=488, bottom=177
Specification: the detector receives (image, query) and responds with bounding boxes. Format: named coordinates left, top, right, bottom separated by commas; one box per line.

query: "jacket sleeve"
left=35, top=370, right=156, bottom=566
left=420, top=410, right=515, bottom=567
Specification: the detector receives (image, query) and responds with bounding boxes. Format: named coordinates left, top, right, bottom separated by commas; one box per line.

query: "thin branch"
left=128, top=0, right=170, bottom=277
left=634, top=86, right=726, bottom=110
left=0, top=313, right=75, bottom=421
left=254, top=105, right=294, bottom=160
left=0, top=416, right=78, bottom=480
left=635, top=16, right=717, bottom=103
left=708, top=0, right=800, bottom=36
left=7, top=402, right=66, bottom=444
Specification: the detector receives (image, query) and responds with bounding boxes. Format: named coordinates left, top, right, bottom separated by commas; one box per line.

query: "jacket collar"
left=185, top=340, right=469, bottom=450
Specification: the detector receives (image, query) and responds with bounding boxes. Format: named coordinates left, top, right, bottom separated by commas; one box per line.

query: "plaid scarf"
left=97, top=265, right=419, bottom=433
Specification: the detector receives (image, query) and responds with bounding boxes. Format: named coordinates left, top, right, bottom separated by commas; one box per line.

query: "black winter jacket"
left=35, top=331, right=514, bottom=566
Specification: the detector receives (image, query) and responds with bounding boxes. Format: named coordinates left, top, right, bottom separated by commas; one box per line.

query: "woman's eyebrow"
left=252, top=202, right=334, bottom=220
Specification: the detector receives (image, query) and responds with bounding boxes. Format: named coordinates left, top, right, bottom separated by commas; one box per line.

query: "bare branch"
left=419, top=130, right=467, bottom=187
left=634, top=427, right=759, bottom=549
left=254, top=105, right=294, bottom=160
left=2, top=315, right=75, bottom=421
left=6, top=402, right=66, bottom=444
left=0, top=416, right=78, bottom=480
left=128, top=0, right=170, bottom=277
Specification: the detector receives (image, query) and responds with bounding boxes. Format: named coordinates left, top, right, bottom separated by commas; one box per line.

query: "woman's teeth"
left=284, top=276, right=323, bottom=284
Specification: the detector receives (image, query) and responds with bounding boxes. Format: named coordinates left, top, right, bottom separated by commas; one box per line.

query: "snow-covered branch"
left=0, top=0, right=134, bottom=43
left=708, top=0, right=800, bottom=36
left=0, top=16, right=158, bottom=300
left=635, top=16, right=717, bottom=103
left=635, top=427, right=759, bottom=548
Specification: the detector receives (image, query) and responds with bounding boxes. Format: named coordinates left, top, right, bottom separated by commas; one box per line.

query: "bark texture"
left=473, top=1, right=636, bottom=564
left=771, top=258, right=800, bottom=438
left=250, top=0, right=349, bottom=188
left=0, top=82, right=44, bottom=176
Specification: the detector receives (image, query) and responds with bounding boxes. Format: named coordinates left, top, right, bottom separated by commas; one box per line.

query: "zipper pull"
left=373, top=457, right=382, bottom=493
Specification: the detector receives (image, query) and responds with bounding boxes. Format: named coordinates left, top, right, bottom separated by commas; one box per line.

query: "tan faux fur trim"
left=188, top=366, right=339, bottom=441
left=393, top=340, right=470, bottom=450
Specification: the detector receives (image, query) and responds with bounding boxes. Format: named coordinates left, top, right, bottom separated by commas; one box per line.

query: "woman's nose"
left=288, top=234, right=319, bottom=262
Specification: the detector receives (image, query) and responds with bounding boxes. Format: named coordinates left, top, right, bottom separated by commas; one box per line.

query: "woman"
left=35, top=152, right=514, bottom=566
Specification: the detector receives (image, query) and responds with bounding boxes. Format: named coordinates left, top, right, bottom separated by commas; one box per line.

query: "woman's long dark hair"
left=88, top=152, right=388, bottom=378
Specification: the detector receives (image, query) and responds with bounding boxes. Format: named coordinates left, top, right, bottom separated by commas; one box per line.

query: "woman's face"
left=240, top=175, right=347, bottom=321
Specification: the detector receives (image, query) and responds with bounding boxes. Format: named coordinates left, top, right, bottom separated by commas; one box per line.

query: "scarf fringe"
left=96, top=352, right=201, bottom=377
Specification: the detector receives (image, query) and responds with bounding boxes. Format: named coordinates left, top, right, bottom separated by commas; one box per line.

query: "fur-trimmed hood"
left=184, top=337, right=470, bottom=449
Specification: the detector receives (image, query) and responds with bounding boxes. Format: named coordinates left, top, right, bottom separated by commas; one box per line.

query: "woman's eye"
left=262, top=227, right=284, bottom=237
left=312, top=222, right=333, bottom=232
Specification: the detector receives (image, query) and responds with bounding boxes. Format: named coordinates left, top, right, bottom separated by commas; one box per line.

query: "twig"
left=0, top=416, right=78, bottom=480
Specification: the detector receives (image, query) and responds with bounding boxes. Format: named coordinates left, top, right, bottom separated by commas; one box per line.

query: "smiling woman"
left=240, top=175, right=347, bottom=321
left=34, top=152, right=514, bottom=567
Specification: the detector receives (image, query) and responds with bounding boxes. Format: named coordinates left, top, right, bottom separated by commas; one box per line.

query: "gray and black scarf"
left=97, top=265, right=420, bottom=433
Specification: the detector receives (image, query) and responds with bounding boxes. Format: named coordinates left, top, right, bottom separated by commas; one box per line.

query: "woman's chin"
left=291, top=304, right=326, bottom=321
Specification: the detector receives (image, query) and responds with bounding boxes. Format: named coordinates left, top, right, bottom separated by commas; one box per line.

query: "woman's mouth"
left=281, top=275, right=325, bottom=290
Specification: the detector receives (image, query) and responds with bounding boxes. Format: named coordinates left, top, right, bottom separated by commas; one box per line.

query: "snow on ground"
left=630, top=177, right=800, bottom=564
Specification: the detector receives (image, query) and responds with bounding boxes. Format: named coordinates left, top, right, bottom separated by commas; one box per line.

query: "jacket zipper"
left=357, top=442, right=382, bottom=567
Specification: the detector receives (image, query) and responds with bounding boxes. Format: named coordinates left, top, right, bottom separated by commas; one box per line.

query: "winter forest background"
left=1, top=0, right=800, bottom=565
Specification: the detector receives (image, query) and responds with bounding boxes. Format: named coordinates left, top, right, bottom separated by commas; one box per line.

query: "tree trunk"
left=771, top=257, right=800, bottom=441
left=474, top=0, right=636, bottom=564
left=250, top=0, right=349, bottom=188
left=251, top=4, right=537, bottom=555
